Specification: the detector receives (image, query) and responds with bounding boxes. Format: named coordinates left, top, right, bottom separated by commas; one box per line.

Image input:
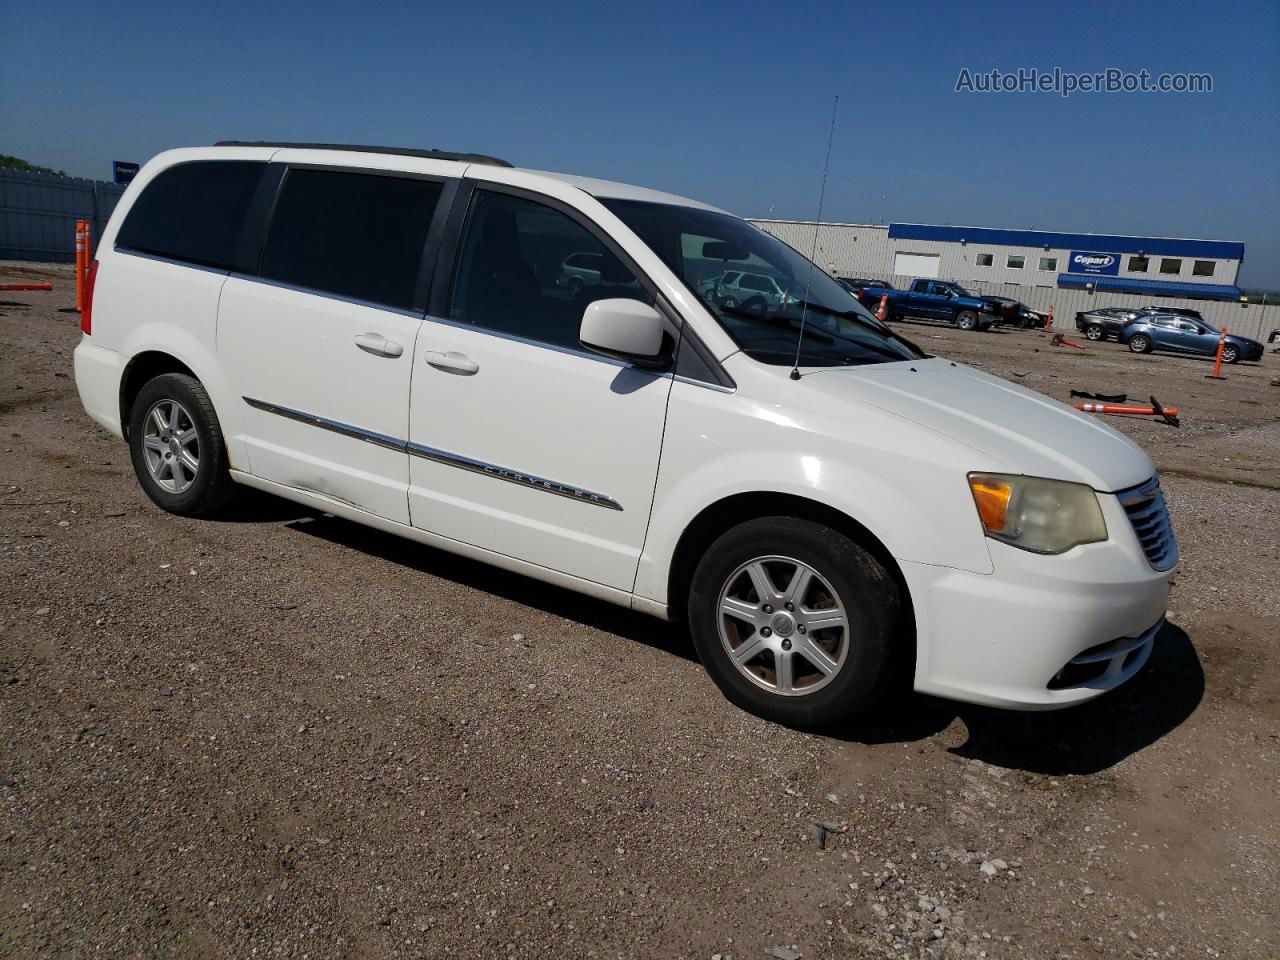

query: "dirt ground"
left=1, top=261, right=1277, bottom=960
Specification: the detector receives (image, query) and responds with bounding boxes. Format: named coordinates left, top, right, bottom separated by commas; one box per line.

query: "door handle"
left=424, top=350, right=479, bottom=376
left=354, top=333, right=404, bottom=358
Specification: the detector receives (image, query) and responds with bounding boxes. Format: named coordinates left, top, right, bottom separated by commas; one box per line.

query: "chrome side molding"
left=242, top=397, right=622, bottom=511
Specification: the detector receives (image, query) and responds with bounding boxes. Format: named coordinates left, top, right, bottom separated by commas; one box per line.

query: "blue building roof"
left=1055, top=273, right=1243, bottom=300
left=887, top=223, right=1244, bottom=261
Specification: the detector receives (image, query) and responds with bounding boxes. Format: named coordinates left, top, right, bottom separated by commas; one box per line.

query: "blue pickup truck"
left=855, top=279, right=996, bottom=331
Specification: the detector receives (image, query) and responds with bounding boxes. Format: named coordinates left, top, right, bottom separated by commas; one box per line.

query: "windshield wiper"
left=785, top=298, right=929, bottom=359
left=715, top=302, right=921, bottom=366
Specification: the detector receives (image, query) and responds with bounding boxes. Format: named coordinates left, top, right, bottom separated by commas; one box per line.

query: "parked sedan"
left=982, top=296, right=1045, bottom=328
left=1075, top=307, right=1139, bottom=341
left=1120, top=312, right=1264, bottom=363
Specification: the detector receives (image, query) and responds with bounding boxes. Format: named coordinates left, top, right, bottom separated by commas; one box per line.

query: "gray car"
left=698, top=270, right=793, bottom=311
left=1120, top=312, right=1264, bottom=362
left=556, top=251, right=603, bottom=294
left=1075, top=307, right=1139, bottom=341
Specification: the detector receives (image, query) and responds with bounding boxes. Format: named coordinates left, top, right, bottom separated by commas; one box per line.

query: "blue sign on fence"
left=112, top=161, right=140, bottom=185
left=1067, top=251, right=1121, bottom=276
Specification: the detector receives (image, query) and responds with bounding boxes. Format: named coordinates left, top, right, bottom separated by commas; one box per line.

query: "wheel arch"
left=665, top=491, right=915, bottom=640
left=119, top=351, right=197, bottom=440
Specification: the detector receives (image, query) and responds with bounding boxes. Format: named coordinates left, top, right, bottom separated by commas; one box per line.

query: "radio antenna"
left=790, top=94, right=840, bottom=381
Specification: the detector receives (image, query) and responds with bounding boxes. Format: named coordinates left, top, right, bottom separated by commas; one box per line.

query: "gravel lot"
left=2, top=262, right=1277, bottom=959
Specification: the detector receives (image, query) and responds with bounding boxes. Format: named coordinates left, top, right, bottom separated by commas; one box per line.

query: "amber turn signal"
left=968, top=474, right=1013, bottom=533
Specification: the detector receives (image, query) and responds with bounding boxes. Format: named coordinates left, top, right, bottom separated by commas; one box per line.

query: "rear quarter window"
left=115, top=161, right=265, bottom=270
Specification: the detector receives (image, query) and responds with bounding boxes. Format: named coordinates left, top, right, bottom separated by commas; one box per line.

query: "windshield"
left=602, top=199, right=924, bottom=367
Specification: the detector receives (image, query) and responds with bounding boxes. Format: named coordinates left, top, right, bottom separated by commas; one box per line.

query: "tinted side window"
left=260, top=169, right=443, bottom=310
left=448, top=190, right=648, bottom=351
left=116, top=161, right=264, bottom=269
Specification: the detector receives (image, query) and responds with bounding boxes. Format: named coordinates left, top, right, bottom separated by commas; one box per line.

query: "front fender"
left=633, top=376, right=997, bottom=606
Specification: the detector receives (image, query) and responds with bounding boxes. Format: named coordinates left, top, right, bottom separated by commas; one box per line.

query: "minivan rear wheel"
left=128, top=373, right=238, bottom=516
left=687, top=517, right=903, bottom=727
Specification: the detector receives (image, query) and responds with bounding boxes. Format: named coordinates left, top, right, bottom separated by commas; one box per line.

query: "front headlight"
left=967, top=473, right=1107, bottom=555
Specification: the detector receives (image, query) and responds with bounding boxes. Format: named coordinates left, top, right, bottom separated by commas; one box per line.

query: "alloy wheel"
left=717, top=556, right=849, bottom=697
left=141, top=399, right=200, bottom=494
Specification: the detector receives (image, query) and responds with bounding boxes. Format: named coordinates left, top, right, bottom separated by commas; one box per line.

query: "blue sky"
left=3, top=0, right=1278, bottom=285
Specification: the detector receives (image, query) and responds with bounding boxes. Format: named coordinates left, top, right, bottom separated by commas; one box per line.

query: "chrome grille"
left=1117, top=477, right=1177, bottom=570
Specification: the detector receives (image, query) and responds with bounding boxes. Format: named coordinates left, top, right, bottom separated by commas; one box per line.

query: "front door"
left=218, top=165, right=449, bottom=523
left=406, top=187, right=673, bottom=590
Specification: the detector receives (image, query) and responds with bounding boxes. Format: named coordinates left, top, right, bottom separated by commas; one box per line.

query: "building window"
left=1038, top=256, right=1057, bottom=271
left=1193, top=260, right=1215, bottom=277
left=1007, top=255, right=1025, bottom=269
left=1128, top=256, right=1149, bottom=272
left=1160, top=258, right=1183, bottom=275
left=976, top=253, right=993, bottom=267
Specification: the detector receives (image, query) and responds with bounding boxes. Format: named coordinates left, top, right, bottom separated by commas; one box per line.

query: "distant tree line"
left=0, top=155, right=67, bottom=176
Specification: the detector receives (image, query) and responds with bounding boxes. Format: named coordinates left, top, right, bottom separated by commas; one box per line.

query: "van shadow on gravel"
left=248, top=501, right=1202, bottom=775
left=830, top=623, right=1203, bottom=776
left=279, top=509, right=696, bottom=663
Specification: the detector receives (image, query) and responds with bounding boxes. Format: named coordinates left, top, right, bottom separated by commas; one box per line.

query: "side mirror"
left=579, top=299, right=669, bottom=369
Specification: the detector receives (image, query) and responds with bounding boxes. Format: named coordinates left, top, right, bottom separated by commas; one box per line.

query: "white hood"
left=801, top=358, right=1155, bottom=492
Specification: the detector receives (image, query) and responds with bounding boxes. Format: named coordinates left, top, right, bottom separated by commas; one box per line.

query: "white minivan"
left=73, top=142, right=1177, bottom=726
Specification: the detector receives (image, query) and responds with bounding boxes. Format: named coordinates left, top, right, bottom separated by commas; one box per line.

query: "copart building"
left=748, top=220, right=1271, bottom=337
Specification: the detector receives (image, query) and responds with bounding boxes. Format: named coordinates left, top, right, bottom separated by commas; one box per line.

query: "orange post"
left=74, top=220, right=86, bottom=312
left=876, top=294, right=888, bottom=323
left=1208, top=327, right=1228, bottom=379
left=0, top=282, right=54, bottom=292
left=1043, top=305, right=1054, bottom=332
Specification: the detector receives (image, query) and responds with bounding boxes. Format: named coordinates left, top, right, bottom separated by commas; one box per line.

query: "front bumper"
left=902, top=492, right=1176, bottom=710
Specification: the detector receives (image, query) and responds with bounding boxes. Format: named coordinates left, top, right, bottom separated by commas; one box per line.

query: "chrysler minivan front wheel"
left=128, top=373, right=238, bottom=516
left=688, top=517, right=903, bottom=727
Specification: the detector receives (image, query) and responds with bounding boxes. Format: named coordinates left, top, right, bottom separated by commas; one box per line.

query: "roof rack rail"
left=213, top=141, right=513, bottom=167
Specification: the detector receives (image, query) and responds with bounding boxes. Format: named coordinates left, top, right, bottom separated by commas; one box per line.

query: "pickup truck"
left=856, top=279, right=996, bottom=331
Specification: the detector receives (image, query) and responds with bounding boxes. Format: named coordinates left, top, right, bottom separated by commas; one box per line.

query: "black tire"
left=128, top=373, right=238, bottom=517
left=956, top=310, right=979, bottom=331
left=722, top=296, right=737, bottom=309
left=687, top=517, right=904, bottom=728
left=1085, top=325, right=1104, bottom=341
left=1221, top=343, right=1240, bottom=364
left=1128, top=334, right=1152, bottom=354
left=566, top=277, right=583, bottom=296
